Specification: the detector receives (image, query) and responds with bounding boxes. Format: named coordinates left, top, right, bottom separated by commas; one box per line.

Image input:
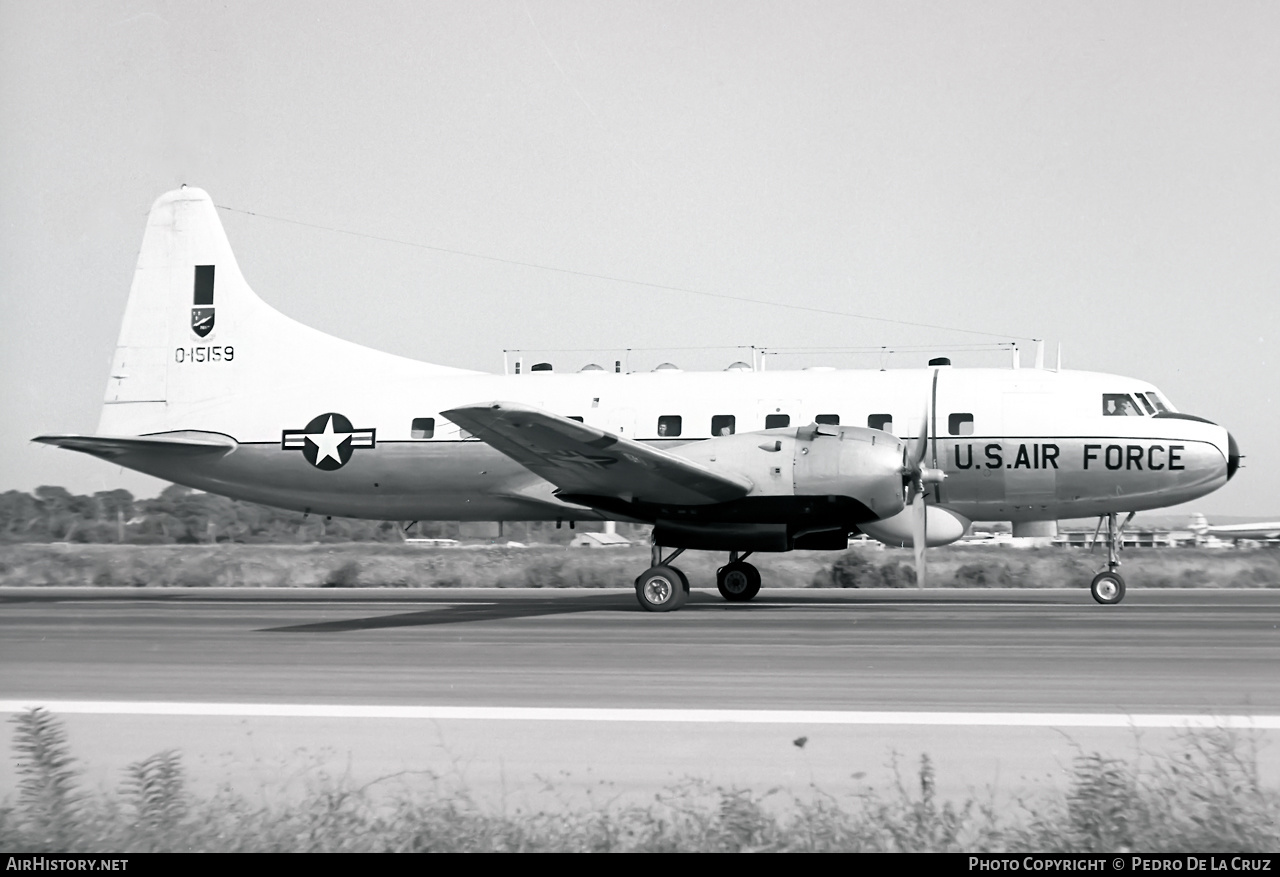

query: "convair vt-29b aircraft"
left=37, top=187, right=1240, bottom=610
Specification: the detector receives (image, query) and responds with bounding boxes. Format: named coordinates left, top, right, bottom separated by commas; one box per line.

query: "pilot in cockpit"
left=1103, top=394, right=1138, bottom=416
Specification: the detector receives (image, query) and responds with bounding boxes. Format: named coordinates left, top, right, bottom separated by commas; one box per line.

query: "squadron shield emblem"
left=192, top=265, right=215, bottom=338
left=191, top=307, right=215, bottom=337
left=282, top=413, right=376, bottom=471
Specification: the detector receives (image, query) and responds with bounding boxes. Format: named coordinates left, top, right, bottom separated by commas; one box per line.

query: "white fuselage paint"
left=107, top=363, right=1232, bottom=525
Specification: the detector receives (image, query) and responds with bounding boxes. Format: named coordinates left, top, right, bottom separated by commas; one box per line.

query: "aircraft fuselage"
left=96, top=364, right=1232, bottom=527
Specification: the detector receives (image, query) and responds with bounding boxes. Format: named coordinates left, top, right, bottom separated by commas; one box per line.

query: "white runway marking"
left=2, top=701, right=1278, bottom=729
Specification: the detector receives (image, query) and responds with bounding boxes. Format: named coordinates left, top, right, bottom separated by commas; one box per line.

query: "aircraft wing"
left=442, top=401, right=752, bottom=505
left=33, top=432, right=237, bottom=461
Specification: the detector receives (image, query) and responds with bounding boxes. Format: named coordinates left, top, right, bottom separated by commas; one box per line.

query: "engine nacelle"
left=670, top=423, right=907, bottom=519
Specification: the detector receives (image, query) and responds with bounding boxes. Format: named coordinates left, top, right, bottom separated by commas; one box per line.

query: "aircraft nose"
left=1227, top=431, right=1241, bottom=481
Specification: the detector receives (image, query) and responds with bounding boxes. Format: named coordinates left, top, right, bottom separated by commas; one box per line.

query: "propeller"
left=902, top=408, right=946, bottom=588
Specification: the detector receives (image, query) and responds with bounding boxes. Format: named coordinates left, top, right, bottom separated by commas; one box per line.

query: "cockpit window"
left=1135, top=393, right=1156, bottom=416
left=1102, top=394, right=1142, bottom=416
left=1143, top=392, right=1169, bottom=414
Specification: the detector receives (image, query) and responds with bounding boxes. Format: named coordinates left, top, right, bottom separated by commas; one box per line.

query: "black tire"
left=1090, top=570, right=1126, bottom=605
left=717, top=561, right=762, bottom=602
left=635, top=565, right=689, bottom=612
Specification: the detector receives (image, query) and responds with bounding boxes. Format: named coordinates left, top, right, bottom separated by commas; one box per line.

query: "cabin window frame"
left=657, top=415, right=682, bottom=437
left=948, top=413, right=975, bottom=436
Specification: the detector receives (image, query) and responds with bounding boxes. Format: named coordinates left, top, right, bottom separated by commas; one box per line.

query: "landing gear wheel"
left=1090, top=571, right=1126, bottom=605
left=635, top=565, right=689, bottom=612
left=717, top=561, right=761, bottom=602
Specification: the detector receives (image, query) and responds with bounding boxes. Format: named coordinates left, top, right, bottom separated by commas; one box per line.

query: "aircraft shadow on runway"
left=257, top=590, right=1081, bottom=633
left=259, top=592, right=640, bottom=632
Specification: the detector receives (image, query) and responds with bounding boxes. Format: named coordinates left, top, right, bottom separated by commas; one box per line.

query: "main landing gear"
left=717, top=551, right=761, bottom=602
left=1089, top=511, right=1133, bottom=605
left=635, top=546, right=689, bottom=612
left=634, top=545, right=762, bottom=611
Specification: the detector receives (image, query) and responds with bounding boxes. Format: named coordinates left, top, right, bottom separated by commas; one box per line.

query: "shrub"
left=323, top=559, right=362, bottom=587
left=9, top=708, right=82, bottom=848
left=122, top=751, right=188, bottom=848
left=953, top=562, right=1016, bottom=588
left=876, top=560, right=917, bottom=588
left=822, top=551, right=874, bottom=588
left=817, top=552, right=917, bottom=588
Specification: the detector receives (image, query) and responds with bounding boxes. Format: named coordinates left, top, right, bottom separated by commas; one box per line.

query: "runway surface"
left=2, top=586, right=1278, bottom=711
left=2, top=586, right=1278, bottom=809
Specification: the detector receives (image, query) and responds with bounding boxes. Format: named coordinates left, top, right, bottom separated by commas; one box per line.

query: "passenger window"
left=657, top=415, right=682, bottom=437
left=948, top=413, right=974, bottom=436
left=867, top=414, right=892, bottom=432
left=815, top=414, right=840, bottom=426
left=1102, top=394, right=1142, bottom=416
left=765, top=413, right=790, bottom=429
left=411, top=417, right=435, bottom=439
left=711, top=415, right=736, bottom=436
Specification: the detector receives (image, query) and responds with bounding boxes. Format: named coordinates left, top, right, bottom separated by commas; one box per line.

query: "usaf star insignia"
left=282, top=413, right=376, bottom=470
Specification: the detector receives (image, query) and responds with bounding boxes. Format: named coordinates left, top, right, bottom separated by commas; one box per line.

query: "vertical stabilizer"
left=103, top=187, right=253, bottom=417
left=98, top=186, right=476, bottom=438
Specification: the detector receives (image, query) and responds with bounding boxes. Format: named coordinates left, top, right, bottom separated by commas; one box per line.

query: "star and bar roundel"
left=282, top=413, right=376, bottom=470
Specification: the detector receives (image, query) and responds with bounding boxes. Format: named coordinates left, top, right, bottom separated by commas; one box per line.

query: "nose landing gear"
left=1089, top=511, right=1133, bottom=605
left=1090, top=569, right=1126, bottom=604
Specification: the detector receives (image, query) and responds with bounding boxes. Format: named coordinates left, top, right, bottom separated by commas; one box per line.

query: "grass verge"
left=0, top=543, right=1277, bottom=590
left=2, top=709, right=1277, bottom=852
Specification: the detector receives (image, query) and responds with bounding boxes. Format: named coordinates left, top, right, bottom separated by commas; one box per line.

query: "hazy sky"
left=2, top=1, right=1276, bottom=515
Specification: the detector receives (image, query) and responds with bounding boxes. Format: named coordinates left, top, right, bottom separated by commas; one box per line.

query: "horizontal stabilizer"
left=33, top=432, right=237, bottom=461
left=442, top=402, right=752, bottom=506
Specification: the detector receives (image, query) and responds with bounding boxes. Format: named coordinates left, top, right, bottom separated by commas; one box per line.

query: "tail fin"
left=1188, top=513, right=1209, bottom=533
left=99, top=187, right=474, bottom=437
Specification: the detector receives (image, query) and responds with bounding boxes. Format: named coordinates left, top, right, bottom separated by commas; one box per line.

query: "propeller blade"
left=912, top=490, right=927, bottom=589
left=899, top=403, right=934, bottom=589
left=913, top=407, right=929, bottom=470
left=911, top=405, right=931, bottom=588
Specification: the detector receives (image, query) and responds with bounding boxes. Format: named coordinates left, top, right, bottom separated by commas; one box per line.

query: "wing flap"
left=442, top=402, right=751, bottom=505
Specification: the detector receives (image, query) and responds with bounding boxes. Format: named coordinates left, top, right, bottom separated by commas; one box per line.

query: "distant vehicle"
left=1188, top=514, right=1280, bottom=544
left=36, top=187, right=1239, bottom=609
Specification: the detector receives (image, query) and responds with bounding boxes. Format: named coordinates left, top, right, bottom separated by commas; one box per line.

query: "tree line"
left=0, top=485, right=637, bottom=545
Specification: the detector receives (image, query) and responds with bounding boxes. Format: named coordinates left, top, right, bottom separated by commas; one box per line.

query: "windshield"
left=1102, top=393, right=1142, bottom=416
